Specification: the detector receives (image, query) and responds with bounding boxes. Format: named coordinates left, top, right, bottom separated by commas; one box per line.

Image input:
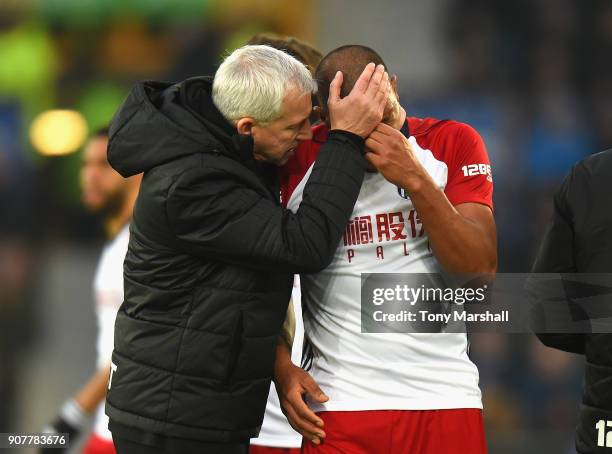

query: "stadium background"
left=1, top=0, right=609, bottom=452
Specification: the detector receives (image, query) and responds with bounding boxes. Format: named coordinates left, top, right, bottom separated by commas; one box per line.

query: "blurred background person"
left=531, top=148, right=612, bottom=454
left=244, top=33, right=322, bottom=454
left=40, top=128, right=141, bottom=454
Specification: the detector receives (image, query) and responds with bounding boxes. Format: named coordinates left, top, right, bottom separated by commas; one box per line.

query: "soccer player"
left=41, top=128, right=141, bottom=454
left=245, top=34, right=322, bottom=454
left=275, top=45, right=497, bottom=454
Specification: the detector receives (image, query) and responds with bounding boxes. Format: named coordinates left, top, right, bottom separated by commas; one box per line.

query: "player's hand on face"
left=274, top=362, right=329, bottom=445
left=328, top=63, right=389, bottom=138
left=365, top=123, right=428, bottom=191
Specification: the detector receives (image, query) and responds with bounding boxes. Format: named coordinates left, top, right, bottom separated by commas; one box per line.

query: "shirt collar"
left=399, top=118, right=410, bottom=138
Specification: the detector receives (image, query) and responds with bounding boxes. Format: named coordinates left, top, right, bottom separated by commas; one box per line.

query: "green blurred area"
left=33, top=0, right=212, bottom=25
left=0, top=21, right=57, bottom=141
left=0, top=0, right=312, bottom=205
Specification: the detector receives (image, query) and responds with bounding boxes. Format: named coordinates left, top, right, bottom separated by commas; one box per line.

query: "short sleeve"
left=444, top=124, right=494, bottom=210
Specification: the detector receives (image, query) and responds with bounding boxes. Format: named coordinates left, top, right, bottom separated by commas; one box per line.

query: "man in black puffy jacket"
left=532, top=149, right=612, bottom=454
left=104, top=45, right=389, bottom=454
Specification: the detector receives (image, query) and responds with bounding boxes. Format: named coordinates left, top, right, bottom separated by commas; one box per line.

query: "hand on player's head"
left=327, top=63, right=389, bottom=138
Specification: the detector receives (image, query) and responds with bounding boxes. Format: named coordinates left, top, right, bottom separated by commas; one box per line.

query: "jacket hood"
left=107, top=77, right=255, bottom=177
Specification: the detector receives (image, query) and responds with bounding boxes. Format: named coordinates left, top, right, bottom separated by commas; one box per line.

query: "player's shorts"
left=82, top=433, right=117, bottom=454
left=301, top=409, right=486, bottom=454
left=249, top=446, right=301, bottom=454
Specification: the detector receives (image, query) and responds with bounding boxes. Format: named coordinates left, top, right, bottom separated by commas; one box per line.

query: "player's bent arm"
left=273, top=341, right=328, bottom=445
left=410, top=185, right=497, bottom=275
left=365, top=123, right=497, bottom=275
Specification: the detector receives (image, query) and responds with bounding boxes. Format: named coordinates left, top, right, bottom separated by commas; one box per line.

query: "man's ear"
left=236, top=117, right=255, bottom=135
left=391, top=74, right=399, bottom=100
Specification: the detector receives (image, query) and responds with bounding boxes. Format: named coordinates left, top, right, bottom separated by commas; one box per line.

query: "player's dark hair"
left=315, top=45, right=388, bottom=108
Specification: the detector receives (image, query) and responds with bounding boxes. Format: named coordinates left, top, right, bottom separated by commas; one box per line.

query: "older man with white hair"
left=103, top=45, right=389, bottom=454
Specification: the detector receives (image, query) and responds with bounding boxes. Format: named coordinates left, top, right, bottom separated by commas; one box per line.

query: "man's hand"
left=365, top=123, right=430, bottom=191
left=328, top=63, right=389, bottom=138
left=274, top=343, right=328, bottom=445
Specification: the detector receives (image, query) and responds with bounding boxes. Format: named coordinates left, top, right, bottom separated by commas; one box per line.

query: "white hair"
left=212, top=45, right=317, bottom=125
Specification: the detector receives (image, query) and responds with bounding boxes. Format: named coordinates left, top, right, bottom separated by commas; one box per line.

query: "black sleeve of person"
left=166, top=130, right=365, bottom=274
left=531, top=166, right=585, bottom=354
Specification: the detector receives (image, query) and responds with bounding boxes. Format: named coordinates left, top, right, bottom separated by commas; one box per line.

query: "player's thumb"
left=303, top=374, right=329, bottom=403
left=328, top=71, right=343, bottom=104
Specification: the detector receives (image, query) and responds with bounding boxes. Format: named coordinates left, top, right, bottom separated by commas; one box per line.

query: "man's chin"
left=82, top=193, right=122, bottom=217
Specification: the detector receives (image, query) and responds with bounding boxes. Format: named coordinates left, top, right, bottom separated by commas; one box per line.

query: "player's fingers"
left=302, top=374, right=329, bottom=404
left=374, top=122, right=397, bottom=136
left=365, top=138, right=382, bottom=153
left=282, top=402, right=324, bottom=443
left=365, top=132, right=386, bottom=149
left=364, top=65, right=386, bottom=98
left=365, top=151, right=384, bottom=169
left=286, top=398, right=326, bottom=439
left=352, top=62, right=377, bottom=94
left=374, top=73, right=390, bottom=111
left=289, top=390, right=325, bottom=428
left=328, top=71, right=344, bottom=103
left=370, top=128, right=388, bottom=141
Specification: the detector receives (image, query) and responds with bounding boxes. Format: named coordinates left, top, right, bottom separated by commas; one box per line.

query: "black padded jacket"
left=532, top=149, right=612, bottom=453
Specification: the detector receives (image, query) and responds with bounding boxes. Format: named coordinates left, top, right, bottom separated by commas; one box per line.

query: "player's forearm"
left=273, top=338, right=293, bottom=382
left=43, top=365, right=110, bottom=442
left=408, top=177, right=497, bottom=275
left=74, top=365, right=111, bottom=414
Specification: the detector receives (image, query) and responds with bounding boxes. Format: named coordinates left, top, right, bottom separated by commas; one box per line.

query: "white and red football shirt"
left=281, top=117, right=493, bottom=412
left=92, top=224, right=129, bottom=440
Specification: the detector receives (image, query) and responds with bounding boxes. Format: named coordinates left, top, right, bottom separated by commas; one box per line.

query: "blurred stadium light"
left=29, top=109, right=88, bottom=156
